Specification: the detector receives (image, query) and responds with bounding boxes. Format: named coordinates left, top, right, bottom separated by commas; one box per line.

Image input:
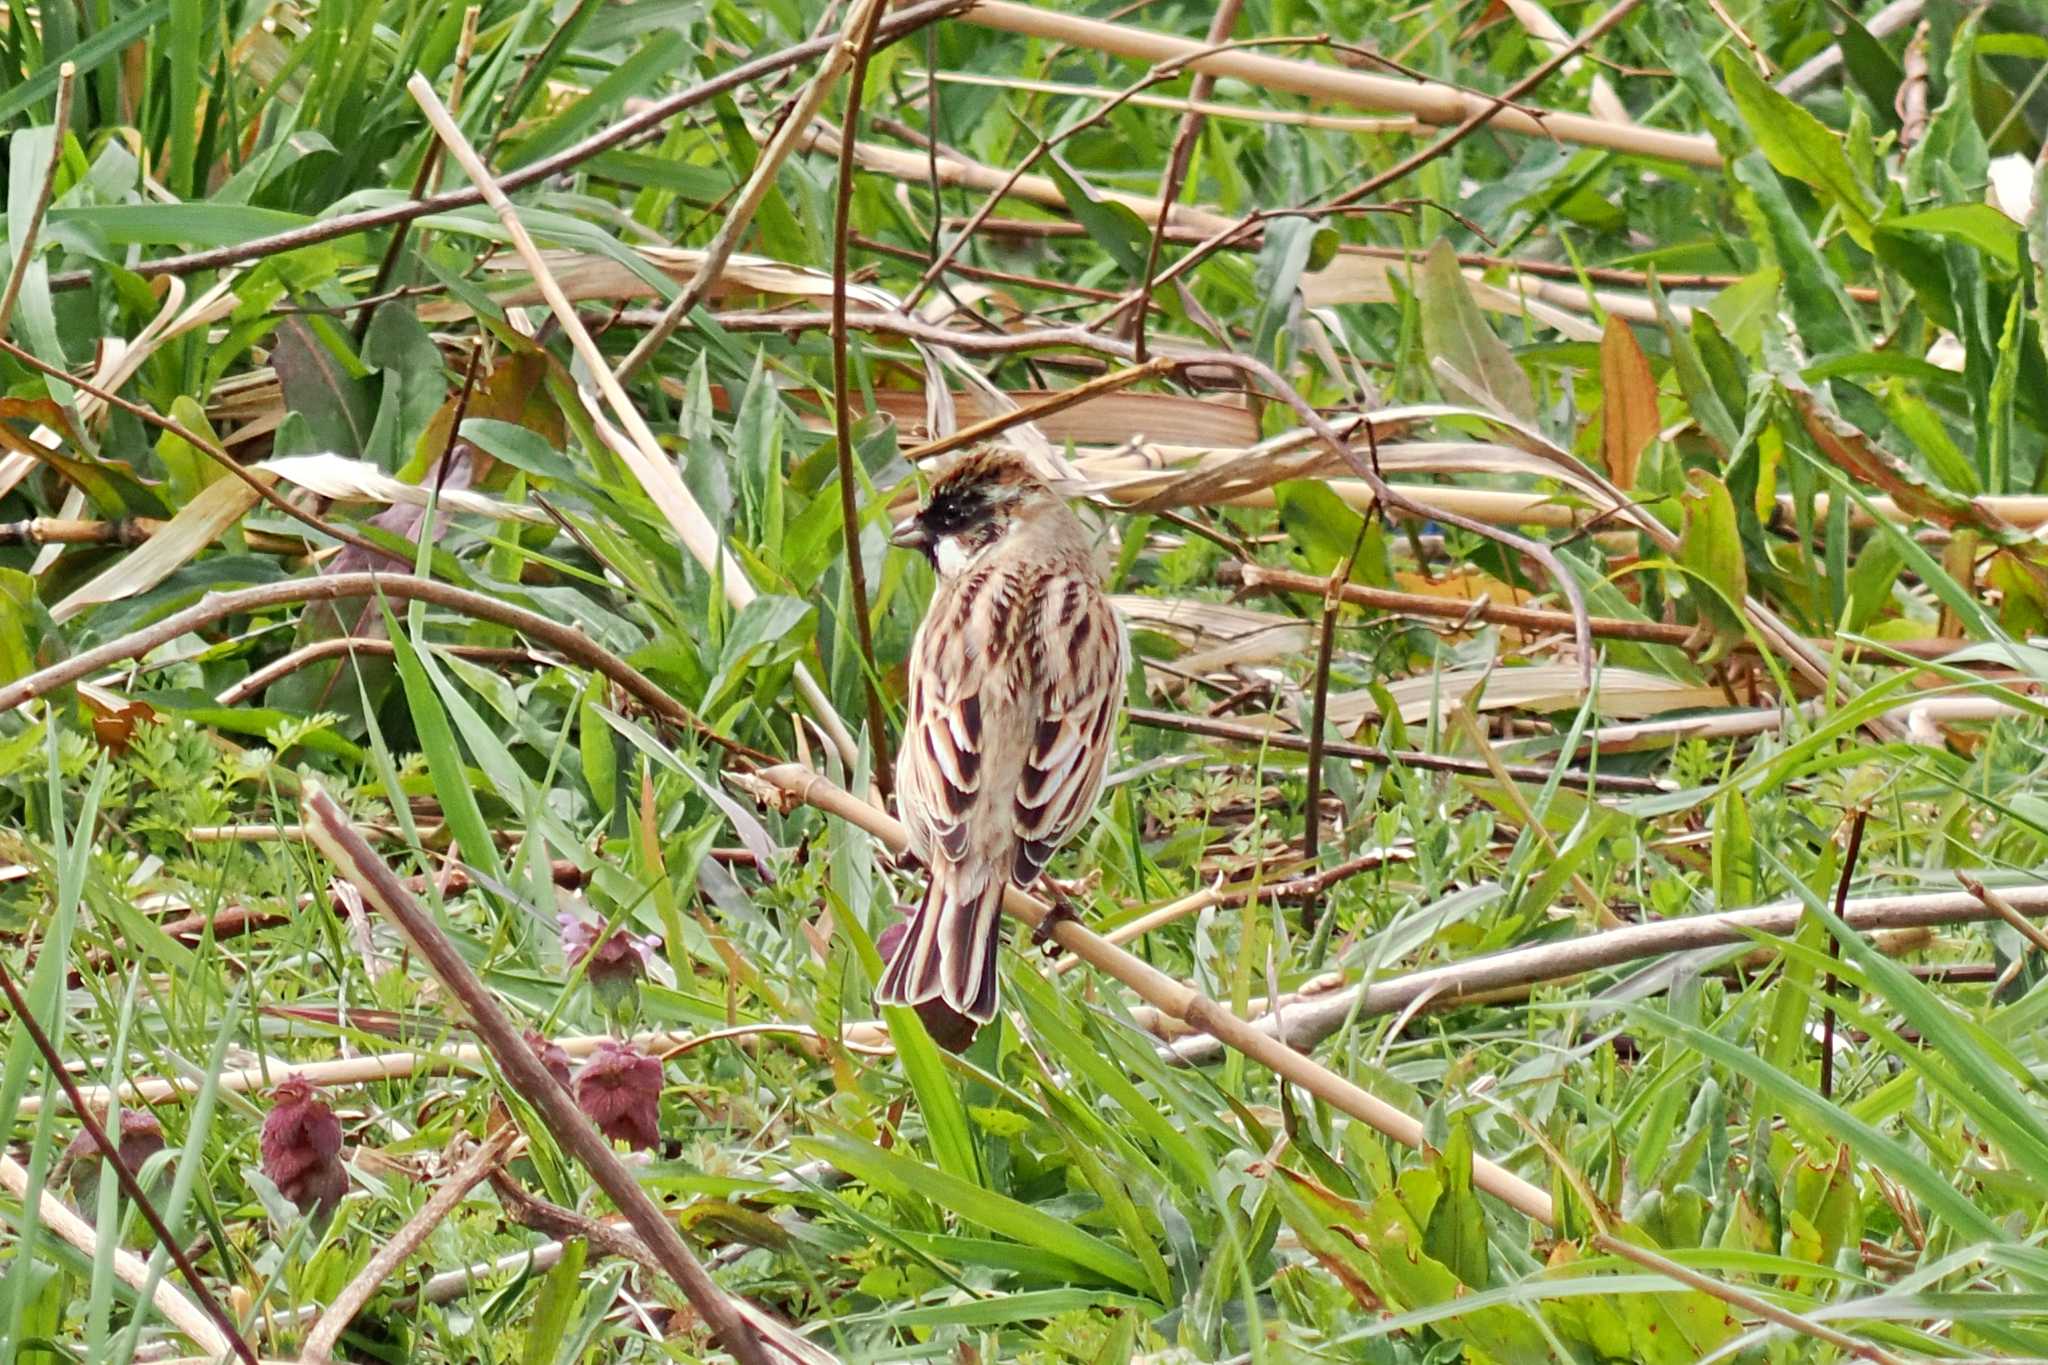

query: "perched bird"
left=879, top=448, right=1127, bottom=1025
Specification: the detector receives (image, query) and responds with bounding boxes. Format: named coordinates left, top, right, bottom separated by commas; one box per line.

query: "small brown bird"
left=879, top=448, right=1127, bottom=1024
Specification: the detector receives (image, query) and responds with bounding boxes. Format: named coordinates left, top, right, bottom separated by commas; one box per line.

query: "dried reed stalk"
left=0, top=1154, right=237, bottom=1360
left=1167, top=881, right=2048, bottom=1064
left=960, top=1, right=1719, bottom=166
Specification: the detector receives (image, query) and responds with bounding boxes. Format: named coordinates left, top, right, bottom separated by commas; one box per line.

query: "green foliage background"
left=2, top=0, right=2048, bottom=1361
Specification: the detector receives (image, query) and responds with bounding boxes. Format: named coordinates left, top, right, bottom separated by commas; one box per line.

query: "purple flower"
left=559, top=914, right=661, bottom=1015
left=64, top=1110, right=167, bottom=1208
left=525, top=1029, right=574, bottom=1092
left=261, top=1075, right=347, bottom=1217
left=573, top=1040, right=664, bottom=1150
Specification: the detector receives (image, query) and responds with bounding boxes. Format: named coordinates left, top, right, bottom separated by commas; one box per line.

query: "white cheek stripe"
left=934, top=535, right=974, bottom=576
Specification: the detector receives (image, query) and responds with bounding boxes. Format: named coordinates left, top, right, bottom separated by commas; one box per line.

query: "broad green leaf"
left=884, top=1001, right=982, bottom=1189
left=1880, top=204, right=2024, bottom=270
left=1676, top=470, right=1748, bottom=661
left=1270, top=1164, right=1550, bottom=1359
left=798, top=1133, right=1152, bottom=1292
left=1043, top=150, right=1150, bottom=281
left=1273, top=479, right=1381, bottom=583
left=1423, top=1121, right=1489, bottom=1291
left=1417, top=239, right=1535, bottom=422
left=1633, top=1007, right=2008, bottom=1244
left=1721, top=55, right=1875, bottom=248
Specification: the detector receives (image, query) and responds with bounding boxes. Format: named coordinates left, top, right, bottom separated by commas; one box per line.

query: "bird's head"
left=890, top=448, right=1066, bottom=576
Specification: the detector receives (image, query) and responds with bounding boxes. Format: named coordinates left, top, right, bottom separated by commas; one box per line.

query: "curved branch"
left=0, top=573, right=759, bottom=760
left=215, top=637, right=546, bottom=707
left=758, top=763, right=1558, bottom=1226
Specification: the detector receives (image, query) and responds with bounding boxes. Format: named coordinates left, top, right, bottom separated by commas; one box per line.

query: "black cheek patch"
left=919, top=485, right=989, bottom=539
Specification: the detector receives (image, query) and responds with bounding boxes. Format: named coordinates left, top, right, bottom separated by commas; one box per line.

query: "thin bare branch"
left=0, top=333, right=391, bottom=560
left=831, top=0, right=896, bottom=793
left=300, top=1125, right=516, bottom=1363
left=1167, top=881, right=2048, bottom=1064
left=1132, top=1, right=1245, bottom=361
left=616, top=0, right=897, bottom=382
left=301, top=786, right=774, bottom=1365
left=0, top=572, right=759, bottom=759
left=1127, top=708, right=1669, bottom=794
left=45, top=0, right=973, bottom=290
left=759, top=763, right=1558, bottom=1226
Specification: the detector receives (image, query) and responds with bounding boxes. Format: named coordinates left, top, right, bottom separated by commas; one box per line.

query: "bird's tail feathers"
left=876, top=866, right=1006, bottom=1022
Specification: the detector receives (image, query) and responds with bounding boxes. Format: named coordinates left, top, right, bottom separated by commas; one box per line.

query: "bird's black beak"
left=889, top=516, right=930, bottom=551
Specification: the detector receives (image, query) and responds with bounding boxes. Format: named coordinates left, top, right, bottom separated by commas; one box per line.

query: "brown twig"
left=300, top=1125, right=516, bottom=1363
left=487, top=1174, right=836, bottom=1364
left=1957, top=873, right=2048, bottom=958
left=1124, top=708, right=1668, bottom=794
left=0, top=953, right=256, bottom=1365
left=1124, top=0, right=1649, bottom=323
left=0, top=63, right=73, bottom=340
left=0, top=333, right=388, bottom=560
left=0, top=516, right=304, bottom=554
left=355, top=8, right=481, bottom=347
left=934, top=219, right=1889, bottom=302
left=900, top=32, right=1312, bottom=314
left=1130, top=0, right=1243, bottom=361
left=301, top=786, right=774, bottom=1365
left=1228, top=562, right=1682, bottom=649
left=1054, top=847, right=1412, bottom=975
left=901, top=356, right=1175, bottom=465
left=1301, top=509, right=1373, bottom=878
left=1595, top=1233, right=1907, bottom=1363
left=615, top=0, right=907, bottom=384
left=853, top=232, right=1126, bottom=301
left=0, top=573, right=761, bottom=760
left=214, top=637, right=546, bottom=707
left=832, top=0, right=895, bottom=795
left=21, top=1027, right=815, bottom=1118
left=1820, top=808, right=1868, bottom=1100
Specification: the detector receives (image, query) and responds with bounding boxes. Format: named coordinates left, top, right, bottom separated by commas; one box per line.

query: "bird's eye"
left=922, top=486, right=989, bottom=536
